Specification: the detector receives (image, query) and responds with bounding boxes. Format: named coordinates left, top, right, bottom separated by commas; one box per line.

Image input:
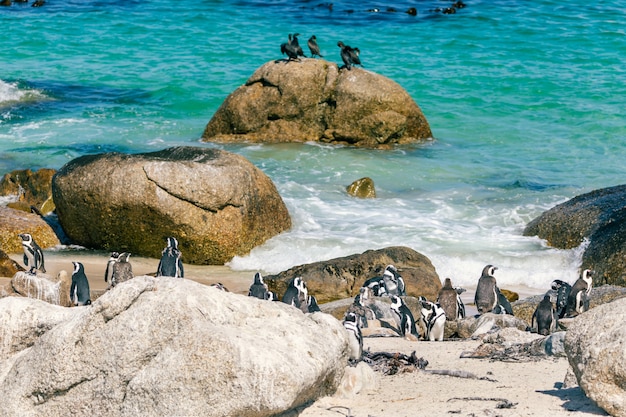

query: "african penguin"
left=248, top=272, right=269, bottom=299
left=111, top=252, right=133, bottom=287
left=390, top=295, right=419, bottom=339
left=18, top=233, right=46, bottom=274
left=420, top=299, right=446, bottom=341
left=532, top=294, right=556, bottom=335
left=474, top=265, right=498, bottom=314
left=566, top=269, right=593, bottom=317
left=455, top=287, right=467, bottom=319
left=104, top=252, right=120, bottom=284
left=381, top=265, right=406, bottom=296
left=306, top=295, right=321, bottom=313
left=70, top=261, right=91, bottom=306
left=361, top=275, right=386, bottom=297
left=551, top=279, right=572, bottom=319
left=156, top=237, right=184, bottom=278
left=281, top=277, right=308, bottom=309
left=211, top=282, right=229, bottom=291
left=493, top=287, right=514, bottom=315
left=437, top=278, right=464, bottom=321
left=342, top=312, right=363, bottom=362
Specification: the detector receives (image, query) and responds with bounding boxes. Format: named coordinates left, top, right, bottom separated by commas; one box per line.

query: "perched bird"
left=337, top=41, right=362, bottom=70
left=493, top=289, right=514, bottom=315
left=419, top=299, right=446, bottom=341
left=156, top=237, right=184, bottom=278
left=281, top=33, right=305, bottom=61
left=390, top=295, right=419, bottom=339
left=532, top=294, right=556, bottom=335
left=211, top=282, right=229, bottom=291
left=306, top=295, right=321, bottom=313
left=566, top=269, right=593, bottom=317
left=111, top=252, right=133, bottom=287
left=31, top=0, right=44, bottom=6
left=70, top=261, right=91, bottom=306
left=18, top=233, right=46, bottom=274
left=282, top=276, right=308, bottom=309
left=307, top=35, right=323, bottom=57
left=474, top=265, right=499, bottom=314
left=551, top=279, right=572, bottom=319
left=437, top=278, right=465, bottom=320
left=104, top=252, right=120, bottom=284
left=361, top=274, right=386, bottom=297
left=342, top=312, right=363, bottom=362
left=248, top=272, right=270, bottom=299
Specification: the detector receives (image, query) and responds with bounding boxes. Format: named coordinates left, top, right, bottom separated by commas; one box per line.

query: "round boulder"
left=265, top=246, right=441, bottom=304
left=0, top=206, right=60, bottom=254
left=52, top=146, right=291, bottom=264
left=202, top=59, right=432, bottom=148
left=0, top=168, right=56, bottom=215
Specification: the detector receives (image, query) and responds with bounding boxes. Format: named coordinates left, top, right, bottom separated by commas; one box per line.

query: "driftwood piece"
left=448, top=396, right=518, bottom=409
left=362, top=350, right=428, bottom=375
left=425, top=369, right=498, bottom=382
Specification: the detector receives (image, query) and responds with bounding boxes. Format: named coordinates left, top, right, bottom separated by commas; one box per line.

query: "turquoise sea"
left=1, top=0, right=625, bottom=290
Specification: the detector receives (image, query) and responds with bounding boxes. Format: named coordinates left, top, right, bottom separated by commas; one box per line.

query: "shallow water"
left=2, top=0, right=625, bottom=290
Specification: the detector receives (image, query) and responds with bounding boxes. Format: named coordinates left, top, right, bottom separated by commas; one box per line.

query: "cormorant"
left=308, top=35, right=323, bottom=58
left=281, top=33, right=305, bottom=61
left=337, top=41, right=362, bottom=70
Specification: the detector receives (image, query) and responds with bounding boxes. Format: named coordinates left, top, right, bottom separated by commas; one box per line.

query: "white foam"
left=0, top=80, right=46, bottom=107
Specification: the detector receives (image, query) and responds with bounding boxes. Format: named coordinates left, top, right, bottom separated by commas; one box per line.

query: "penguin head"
left=18, top=233, right=33, bottom=243
left=390, top=295, right=403, bottom=310
left=166, top=237, right=179, bottom=249
left=482, top=265, right=497, bottom=277
left=254, top=272, right=264, bottom=285
left=582, top=269, right=594, bottom=280
left=72, top=261, right=84, bottom=274
left=344, top=312, right=358, bottom=323
left=443, top=278, right=453, bottom=289
left=118, top=252, right=131, bottom=263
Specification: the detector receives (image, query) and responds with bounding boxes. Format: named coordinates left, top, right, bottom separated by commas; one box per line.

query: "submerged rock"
left=346, top=177, right=376, bottom=198
left=0, top=276, right=348, bottom=417
left=202, top=59, right=432, bottom=148
left=52, top=146, right=291, bottom=265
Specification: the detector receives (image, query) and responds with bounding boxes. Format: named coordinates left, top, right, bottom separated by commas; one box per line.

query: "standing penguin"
left=420, top=299, right=446, bottom=341
left=70, top=261, right=91, bottom=306
left=111, top=252, right=133, bottom=287
left=282, top=277, right=308, bottom=309
left=493, top=289, right=514, bottom=315
left=381, top=265, right=406, bottom=296
left=532, top=295, right=556, bottom=335
left=156, top=237, right=184, bottom=278
left=474, top=265, right=498, bottom=314
left=104, top=252, right=120, bottom=285
left=437, top=278, right=464, bottom=321
left=343, top=312, right=363, bottom=363
left=390, top=295, right=419, bottom=339
left=248, top=272, right=269, bottom=299
left=566, top=269, right=593, bottom=317
left=551, top=279, right=572, bottom=319
left=18, top=233, right=46, bottom=274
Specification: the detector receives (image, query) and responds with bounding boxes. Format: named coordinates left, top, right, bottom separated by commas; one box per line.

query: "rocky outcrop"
left=512, top=285, right=626, bottom=326
left=0, top=276, right=348, bottom=417
left=346, top=177, right=376, bottom=198
left=446, top=313, right=529, bottom=339
left=565, top=297, right=626, bottom=417
left=523, top=184, right=626, bottom=286
left=52, top=146, right=291, bottom=265
left=10, top=270, right=73, bottom=306
left=0, top=168, right=56, bottom=215
left=265, top=246, right=441, bottom=304
left=0, top=206, right=61, bottom=254
left=0, top=249, right=23, bottom=277
left=202, top=59, right=432, bottom=148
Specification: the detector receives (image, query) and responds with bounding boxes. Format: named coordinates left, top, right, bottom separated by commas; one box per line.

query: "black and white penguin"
left=342, top=312, right=363, bottom=362
left=70, top=261, right=91, bottom=306
left=306, top=295, right=321, bottom=313
left=532, top=294, right=556, bottom=335
left=493, top=288, right=514, bottom=315
left=361, top=275, right=386, bottom=297
left=111, top=252, right=133, bottom=287
left=307, top=35, right=323, bottom=57
left=437, top=278, right=463, bottom=321
left=474, top=265, right=498, bottom=314
left=550, top=279, right=572, bottom=319
left=211, top=282, right=229, bottom=291
left=104, top=252, right=120, bottom=284
left=390, top=295, right=419, bottom=339
left=18, top=233, right=46, bottom=274
left=381, top=265, right=406, bottom=296
left=420, top=299, right=446, bottom=341
left=282, top=276, right=308, bottom=309
left=455, top=287, right=467, bottom=319
left=265, top=291, right=278, bottom=301
left=566, top=269, right=593, bottom=317
left=248, top=272, right=269, bottom=299
left=156, top=237, right=184, bottom=278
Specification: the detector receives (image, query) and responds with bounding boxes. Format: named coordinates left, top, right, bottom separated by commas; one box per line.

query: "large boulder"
left=524, top=184, right=626, bottom=286
left=52, top=146, right=291, bottom=264
left=265, top=246, right=441, bottom=304
left=0, top=249, right=23, bottom=278
left=0, top=168, right=56, bottom=215
left=565, top=297, right=626, bottom=417
left=0, top=206, right=61, bottom=254
left=0, top=276, right=348, bottom=417
left=202, top=59, right=432, bottom=148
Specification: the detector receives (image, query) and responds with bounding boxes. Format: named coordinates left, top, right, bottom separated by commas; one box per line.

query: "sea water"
left=1, top=0, right=625, bottom=290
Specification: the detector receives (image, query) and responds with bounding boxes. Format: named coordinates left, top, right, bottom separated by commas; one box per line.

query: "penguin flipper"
left=23, top=254, right=29, bottom=266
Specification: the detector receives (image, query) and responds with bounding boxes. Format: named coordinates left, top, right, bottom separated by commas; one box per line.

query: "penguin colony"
left=14, top=231, right=594, bottom=365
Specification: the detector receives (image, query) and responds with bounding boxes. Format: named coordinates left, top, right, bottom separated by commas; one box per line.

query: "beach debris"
left=448, top=396, right=518, bottom=409
left=424, top=369, right=497, bottom=382
left=362, top=350, right=428, bottom=375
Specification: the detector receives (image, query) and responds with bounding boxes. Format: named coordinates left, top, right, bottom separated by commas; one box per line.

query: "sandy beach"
left=1, top=251, right=609, bottom=417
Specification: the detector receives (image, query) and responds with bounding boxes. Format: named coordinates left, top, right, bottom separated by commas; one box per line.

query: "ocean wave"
left=0, top=80, right=48, bottom=109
